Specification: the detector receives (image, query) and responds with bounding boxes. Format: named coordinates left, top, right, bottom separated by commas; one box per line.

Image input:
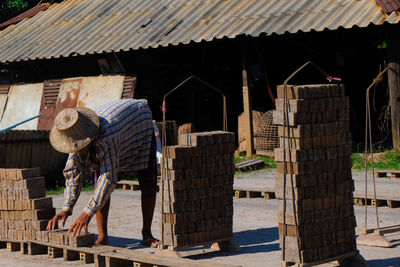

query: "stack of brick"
left=161, top=131, right=235, bottom=248
left=273, top=84, right=357, bottom=263
left=0, top=168, right=55, bottom=241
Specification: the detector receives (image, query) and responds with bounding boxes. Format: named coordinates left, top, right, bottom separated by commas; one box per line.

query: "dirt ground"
left=0, top=169, right=399, bottom=267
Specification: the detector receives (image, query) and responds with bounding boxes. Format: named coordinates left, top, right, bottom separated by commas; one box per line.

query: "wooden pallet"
left=0, top=239, right=240, bottom=267
left=353, top=192, right=400, bottom=208
left=0, top=239, right=46, bottom=255
left=156, top=237, right=241, bottom=260
left=0, top=239, right=27, bottom=254
left=353, top=197, right=400, bottom=208
left=117, top=180, right=140, bottom=191
left=235, top=159, right=265, bottom=171
left=376, top=170, right=400, bottom=178
left=233, top=185, right=275, bottom=199
left=282, top=251, right=366, bottom=267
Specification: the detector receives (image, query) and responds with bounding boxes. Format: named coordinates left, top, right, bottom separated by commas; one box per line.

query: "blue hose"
left=0, top=114, right=42, bottom=134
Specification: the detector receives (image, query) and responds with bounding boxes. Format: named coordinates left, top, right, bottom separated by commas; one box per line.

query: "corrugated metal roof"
left=376, top=0, right=400, bottom=13
left=0, top=3, right=50, bottom=30
left=0, top=0, right=399, bottom=63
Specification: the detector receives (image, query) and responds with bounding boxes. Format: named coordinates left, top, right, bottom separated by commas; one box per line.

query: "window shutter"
left=122, top=76, right=136, bottom=99
left=0, top=84, right=9, bottom=94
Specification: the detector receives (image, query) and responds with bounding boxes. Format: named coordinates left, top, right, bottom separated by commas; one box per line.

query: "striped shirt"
left=62, top=99, right=154, bottom=217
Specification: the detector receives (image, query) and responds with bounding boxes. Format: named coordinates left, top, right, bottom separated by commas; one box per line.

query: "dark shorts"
left=137, top=132, right=158, bottom=197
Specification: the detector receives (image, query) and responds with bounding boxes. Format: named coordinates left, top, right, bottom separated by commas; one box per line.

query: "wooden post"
left=387, top=27, right=400, bottom=152
left=242, top=40, right=254, bottom=157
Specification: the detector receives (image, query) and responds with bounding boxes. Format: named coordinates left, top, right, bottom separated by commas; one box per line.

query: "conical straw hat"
left=50, top=107, right=99, bottom=153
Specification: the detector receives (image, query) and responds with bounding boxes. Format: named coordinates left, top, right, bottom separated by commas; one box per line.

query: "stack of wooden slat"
left=161, top=131, right=235, bottom=248
left=273, top=84, right=357, bottom=263
left=0, top=168, right=55, bottom=241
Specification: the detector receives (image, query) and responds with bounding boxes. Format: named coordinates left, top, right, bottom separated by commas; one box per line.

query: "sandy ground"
left=0, top=169, right=399, bottom=267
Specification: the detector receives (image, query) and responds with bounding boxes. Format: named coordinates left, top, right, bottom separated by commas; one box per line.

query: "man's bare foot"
left=141, top=237, right=160, bottom=248
left=142, top=230, right=160, bottom=248
left=95, top=235, right=109, bottom=245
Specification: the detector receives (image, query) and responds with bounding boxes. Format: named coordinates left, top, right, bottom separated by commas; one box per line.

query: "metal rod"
left=363, top=66, right=390, bottom=233
left=0, top=114, right=42, bottom=134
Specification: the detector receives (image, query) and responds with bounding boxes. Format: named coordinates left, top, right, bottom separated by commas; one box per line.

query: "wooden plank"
left=374, top=224, right=400, bottom=235
left=29, top=240, right=240, bottom=267
left=103, top=248, right=242, bottom=267
left=241, top=43, right=254, bottom=157
left=235, top=159, right=264, bottom=171
left=282, top=250, right=359, bottom=267
left=233, top=185, right=275, bottom=193
left=353, top=191, right=400, bottom=201
left=117, top=180, right=139, bottom=186
left=30, top=240, right=115, bottom=254
left=117, top=180, right=141, bottom=191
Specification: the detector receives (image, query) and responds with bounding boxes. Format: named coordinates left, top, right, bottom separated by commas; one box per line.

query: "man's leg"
left=95, top=197, right=110, bottom=245
left=138, top=132, right=159, bottom=247
left=141, top=193, right=156, bottom=241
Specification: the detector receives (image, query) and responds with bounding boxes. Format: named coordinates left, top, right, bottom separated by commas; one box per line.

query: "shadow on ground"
left=188, top=227, right=279, bottom=260
left=107, top=235, right=143, bottom=248
left=104, top=227, right=280, bottom=260
left=368, top=257, right=400, bottom=267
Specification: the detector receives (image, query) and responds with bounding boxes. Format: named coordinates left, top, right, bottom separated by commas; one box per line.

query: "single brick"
left=31, top=197, right=53, bottom=210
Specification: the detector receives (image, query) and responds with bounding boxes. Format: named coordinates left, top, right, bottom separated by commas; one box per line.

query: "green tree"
left=0, top=0, right=39, bottom=24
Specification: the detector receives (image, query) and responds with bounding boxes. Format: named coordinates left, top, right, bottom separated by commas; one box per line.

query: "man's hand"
left=68, top=212, right=91, bottom=237
left=46, top=210, right=70, bottom=231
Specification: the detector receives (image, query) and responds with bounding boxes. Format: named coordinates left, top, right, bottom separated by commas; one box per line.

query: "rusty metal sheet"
left=57, top=78, right=82, bottom=111
left=0, top=94, right=7, bottom=121
left=37, top=79, right=62, bottom=130
left=0, top=83, right=43, bottom=130
left=77, top=75, right=124, bottom=110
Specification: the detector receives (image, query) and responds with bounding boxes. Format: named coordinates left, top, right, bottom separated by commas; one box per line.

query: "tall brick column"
left=274, top=84, right=357, bottom=264
left=160, top=131, right=236, bottom=250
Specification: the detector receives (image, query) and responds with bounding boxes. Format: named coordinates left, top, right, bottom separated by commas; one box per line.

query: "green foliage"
left=0, top=0, right=38, bottom=24
left=377, top=40, right=387, bottom=49
left=46, top=185, right=94, bottom=196
left=5, top=0, right=28, bottom=10
left=119, top=172, right=139, bottom=181
left=352, top=150, right=400, bottom=170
